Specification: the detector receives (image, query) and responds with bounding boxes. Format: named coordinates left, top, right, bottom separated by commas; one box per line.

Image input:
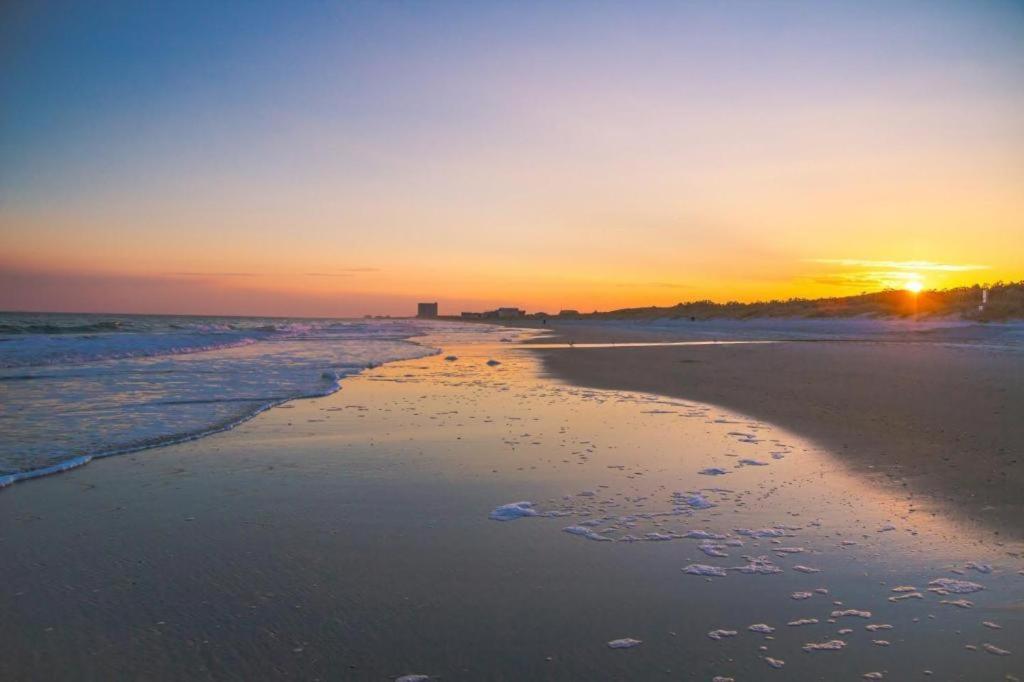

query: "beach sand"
left=1, top=326, right=1021, bottom=680
left=526, top=321, right=1024, bottom=539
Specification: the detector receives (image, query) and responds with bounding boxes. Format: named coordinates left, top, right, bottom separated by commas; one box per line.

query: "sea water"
left=0, top=312, right=490, bottom=484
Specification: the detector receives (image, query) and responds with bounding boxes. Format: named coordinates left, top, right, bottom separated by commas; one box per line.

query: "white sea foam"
left=788, top=618, right=818, bottom=626
left=802, top=639, right=847, bottom=652
left=734, top=556, right=782, bottom=575
left=607, top=638, right=642, bottom=649
left=735, top=528, right=788, bottom=538
left=684, top=564, right=727, bottom=577
left=707, top=629, right=738, bottom=640
left=927, top=578, right=985, bottom=594
left=563, top=526, right=613, bottom=541
left=982, top=643, right=1011, bottom=656
left=676, top=492, right=716, bottom=509
left=489, top=501, right=538, bottom=521
left=831, top=609, right=871, bottom=619
left=683, top=530, right=725, bottom=540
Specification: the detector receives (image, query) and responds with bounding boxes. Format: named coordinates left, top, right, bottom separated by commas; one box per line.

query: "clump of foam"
left=644, top=532, right=674, bottom=541
left=396, top=675, right=430, bottom=681
left=982, top=643, right=1011, bottom=656
left=734, top=556, right=782, bottom=575
left=787, top=618, right=819, bottom=626
left=677, top=492, right=716, bottom=509
left=683, top=530, right=725, bottom=540
left=698, top=543, right=729, bottom=558
left=684, top=564, right=727, bottom=577
left=765, top=657, right=785, bottom=669
left=489, top=501, right=538, bottom=521
left=928, top=578, right=985, bottom=594
left=699, top=467, right=730, bottom=476
left=888, top=592, right=923, bottom=602
left=748, top=624, right=775, bottom=634
left=737, top=458, right=769, bottom=466
left=794, top=565, right=821, bottom=573
left=965, top=561, right=993, bottom=574
left=563, top=526, right=613, bottom=542
left=940, top=599, right=973, bottom=609
left=607, top=638, right=642, bottom=649
left=791, top=592, right=814, bottom=600
left=736, top=528, right=788, bottom=538
left=707, top=629, right=738, bottom=640
left=865, top=624, right=893, bottom=632
left=831, top=609, right=871, bottom=619
left=802, top=639, right=847, bottom=652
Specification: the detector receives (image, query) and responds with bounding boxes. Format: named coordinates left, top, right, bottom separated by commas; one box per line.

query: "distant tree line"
left=578, top=281, right=1024, bottom=321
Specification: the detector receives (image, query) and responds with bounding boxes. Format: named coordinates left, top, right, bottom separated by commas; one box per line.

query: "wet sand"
left=1, top=328, right=1021, bottom=680
left=523, top=321, right=1024, bottom=539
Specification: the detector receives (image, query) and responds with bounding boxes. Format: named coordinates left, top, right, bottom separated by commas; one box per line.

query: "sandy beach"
left=2, top=323, right=1022, bottom=680
left=525, top=320, right=1024, bottom=539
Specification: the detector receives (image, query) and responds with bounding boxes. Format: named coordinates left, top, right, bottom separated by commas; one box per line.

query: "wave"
left=0, top=320, right=126, bottom=335
left=0, top=365, right=359, bottom=490
left=0, top=316, right=484, bottom=490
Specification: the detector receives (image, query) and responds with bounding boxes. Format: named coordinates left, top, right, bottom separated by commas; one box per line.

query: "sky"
left=1, top=0, right=1022, bottom=317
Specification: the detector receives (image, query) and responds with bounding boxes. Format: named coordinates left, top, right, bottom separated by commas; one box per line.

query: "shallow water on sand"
left=0, top=330, right=1020, bottom=680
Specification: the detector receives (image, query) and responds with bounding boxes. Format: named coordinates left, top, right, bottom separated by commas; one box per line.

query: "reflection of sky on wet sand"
left=2, top=327, right=1019, bottom=680
left=338, top=332, right=1022, bottom=680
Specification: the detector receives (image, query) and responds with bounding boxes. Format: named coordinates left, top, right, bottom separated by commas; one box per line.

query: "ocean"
left=0, top=312, right=478, bottom=485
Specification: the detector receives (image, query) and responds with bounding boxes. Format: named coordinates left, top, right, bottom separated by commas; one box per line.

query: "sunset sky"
left=2, top=1, right=1022, bottom=316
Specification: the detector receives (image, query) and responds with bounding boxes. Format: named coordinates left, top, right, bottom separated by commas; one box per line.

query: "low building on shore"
left=458, top=307, right=526, bottom=320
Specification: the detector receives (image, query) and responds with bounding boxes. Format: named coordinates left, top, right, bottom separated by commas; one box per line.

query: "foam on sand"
left=982, top=643, right=1011, bottom=656
left=831, top=609, right=871, bottom=618
left=802, top=639, right=847, bottom=652
left=707, top=629, right=738, bottom=640
left=928, top=578, right=985, bottom=594
left=684, top=564, right=728, bottom=577
left=563, top=525, right=613, bottom=542
left=489, top=501, right=538, bottom=521
left=607, top=638, right=642, bottom=649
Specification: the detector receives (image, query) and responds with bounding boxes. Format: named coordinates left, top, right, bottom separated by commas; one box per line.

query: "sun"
left=905, top=280, right=924, bottom=294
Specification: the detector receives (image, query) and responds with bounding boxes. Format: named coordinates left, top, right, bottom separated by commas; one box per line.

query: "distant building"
left=459, top=307, right=525, bottom=319
left=417, top=302, right=438, bottom=318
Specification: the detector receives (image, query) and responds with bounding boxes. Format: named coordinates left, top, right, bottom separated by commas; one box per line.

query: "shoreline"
left=0, top=330, right=445, bottom=491
left=519, top=320, right=1024, bottom=539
